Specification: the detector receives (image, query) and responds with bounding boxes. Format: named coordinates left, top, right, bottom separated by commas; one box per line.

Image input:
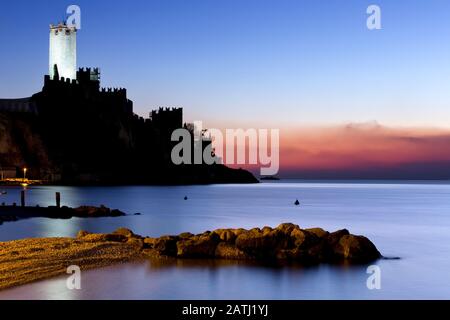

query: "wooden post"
left=56, top=192, right=61, bottom=208
left=21, top=190, right=25, bottom=207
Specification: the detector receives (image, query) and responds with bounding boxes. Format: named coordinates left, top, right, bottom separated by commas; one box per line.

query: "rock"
left=110, top=209, right=126, bottom=217
left=179, top=232, right=195, bottom=239
left=177, top=233, right=220, bottom=258
left=76, top=230, right=91, bottom=239
left=332, top=235, right=381, bottom=262
left=143, top=237, right=157, bottom=248
left=113, top=227, right=134, bottom=238
left=72, top=206, right=125, bottom=217
left=104, top=233, right=128, bottom=242
left=79, top=232, right=127, bottom=243
left=235, top=228, right=289, bottom=258
left=79, top=233, right=108, bottom=242
left=276, top=248, right=306, bottom=260
left=305, top=228, right=329, bottom=239
left=70, top=224, right=382, bottom=264
left=213, top=229, right=236, bottom=243
left=290, top=228, right=307, bottom=247
left=73, top=205, right=109, bottom=217
left=231, top=228, right=247, bottom=237
left=290, top=228, right=321, bottom=249
left=261, top=226, right=273, bottom=235
left=276, top=223, right=300, bottom=235
left=153, top=236, right=179, bottom=256
left=215, top=242, right=250, bottom=260
left=327, top=229, right=350, bottom=247
left=307, top=242, right=327, bottom=262
left=126, top=237, right=144, bottom=249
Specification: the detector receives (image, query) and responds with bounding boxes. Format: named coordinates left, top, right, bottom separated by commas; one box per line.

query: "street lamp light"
left=23, top=168, right=27, bottom=181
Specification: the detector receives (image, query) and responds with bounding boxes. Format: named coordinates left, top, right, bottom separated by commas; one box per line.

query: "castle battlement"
left=44, top=74, right=78, bottom=87
left=151, top=107, right=183, bottom=115
left=50, top=22, right=77, bottom=32
left=99, top=87, right=127, bottom=99
left=78, top=67, right=100, bottom=73
left=149, top=107, right=183, bottom=130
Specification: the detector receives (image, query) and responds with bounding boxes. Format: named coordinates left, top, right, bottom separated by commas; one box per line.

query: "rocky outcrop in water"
left=76, top=223, right=382, bottom=264
left=0, top=205, right=125, bottom=225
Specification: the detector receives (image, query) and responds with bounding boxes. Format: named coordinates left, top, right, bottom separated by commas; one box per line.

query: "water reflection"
left=1, top=182, right=450, bottom=299
left=0, top=257, right=373, bottom=300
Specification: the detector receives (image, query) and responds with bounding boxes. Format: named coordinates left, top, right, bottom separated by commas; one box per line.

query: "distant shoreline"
left=2, top=178, right=450, bottom=188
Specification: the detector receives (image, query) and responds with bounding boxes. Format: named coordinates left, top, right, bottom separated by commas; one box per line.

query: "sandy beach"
left=0, top=236, right=143, bottom=290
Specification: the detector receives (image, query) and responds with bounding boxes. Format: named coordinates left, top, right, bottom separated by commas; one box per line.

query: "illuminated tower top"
left=49, top=22, right=77, bottom=80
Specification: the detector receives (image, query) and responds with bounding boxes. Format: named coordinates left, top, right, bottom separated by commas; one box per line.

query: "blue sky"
left=1, top=0, right=450, bottom=128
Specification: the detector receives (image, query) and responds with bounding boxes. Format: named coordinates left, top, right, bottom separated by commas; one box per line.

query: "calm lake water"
left=0, top=181, right=450, bottom=299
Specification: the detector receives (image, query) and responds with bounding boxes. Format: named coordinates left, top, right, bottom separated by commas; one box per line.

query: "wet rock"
left=235, top=228, right=289, bottom=259
left=231, top=228, right=248, bottom=237
left=76, top=230, right=91, bottom=239
left=276, top=248, right=307, bottom=261
left=213, top=229, right=236, bottom=243
left=305, top=228, right=329, bottom=239
left=71, top=223, right=381, bottom=265
left=332, top=235, right=381, bottom=262
left=261, top=226, right=273, bottom=235
left=215, top=242, right=250, bottom=260
left=327, top=229, right=350, bottom=247
left=126, top=237, right=144, bottom=249
left=113, top=227, right=135, bottom=238
left=276, top=223, right=300, bottom=235
left=72, top=206, right=125, bottom=217
left=177, top=233, right=220, bottom=258
left=307, top=242, right=327, bottom=262
left=104, top=233, right=128, bottom=242
left=179, top=232, right=195, bottom=239
left=154, top=236, right=179, bottom=256
left=143, top=237, right=157, bottom=249
left=110, top=209, right=126, bottom=217
left=290, top=228, right=307, bottom=247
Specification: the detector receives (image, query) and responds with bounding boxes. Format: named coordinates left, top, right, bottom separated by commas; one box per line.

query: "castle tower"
left=49, top=23, right=77, bottom=80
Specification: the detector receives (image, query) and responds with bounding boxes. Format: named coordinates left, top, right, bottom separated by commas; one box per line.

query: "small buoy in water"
left=184, top=196, right=188, bottom=200
left=294, top=199, right=300, bottom=206
left=134, top=212, right=141, bottom=216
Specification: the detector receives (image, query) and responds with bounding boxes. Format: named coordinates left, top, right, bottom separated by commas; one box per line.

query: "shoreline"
left=0, top=224, right=381, bottom=291
left=0, top=236, right=144, bottom=291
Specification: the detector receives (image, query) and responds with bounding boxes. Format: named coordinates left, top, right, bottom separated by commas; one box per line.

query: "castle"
left=49, top=23, right=77, bottom=80
left=0, top=22, right=256, bottom=184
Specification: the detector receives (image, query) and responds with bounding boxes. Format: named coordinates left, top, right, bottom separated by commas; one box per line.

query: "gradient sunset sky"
left=1, top=0, right=450, bottom=178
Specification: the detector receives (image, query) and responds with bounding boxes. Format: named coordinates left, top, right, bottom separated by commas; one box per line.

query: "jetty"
left=0, top=191, right=125, bottom=225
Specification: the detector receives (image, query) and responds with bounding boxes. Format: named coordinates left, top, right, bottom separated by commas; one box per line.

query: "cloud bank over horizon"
left=224, top=122, right=450, bottom=179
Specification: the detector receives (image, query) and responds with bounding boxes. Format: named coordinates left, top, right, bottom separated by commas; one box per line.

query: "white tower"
left=49, top=23, right=77, bottom=80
